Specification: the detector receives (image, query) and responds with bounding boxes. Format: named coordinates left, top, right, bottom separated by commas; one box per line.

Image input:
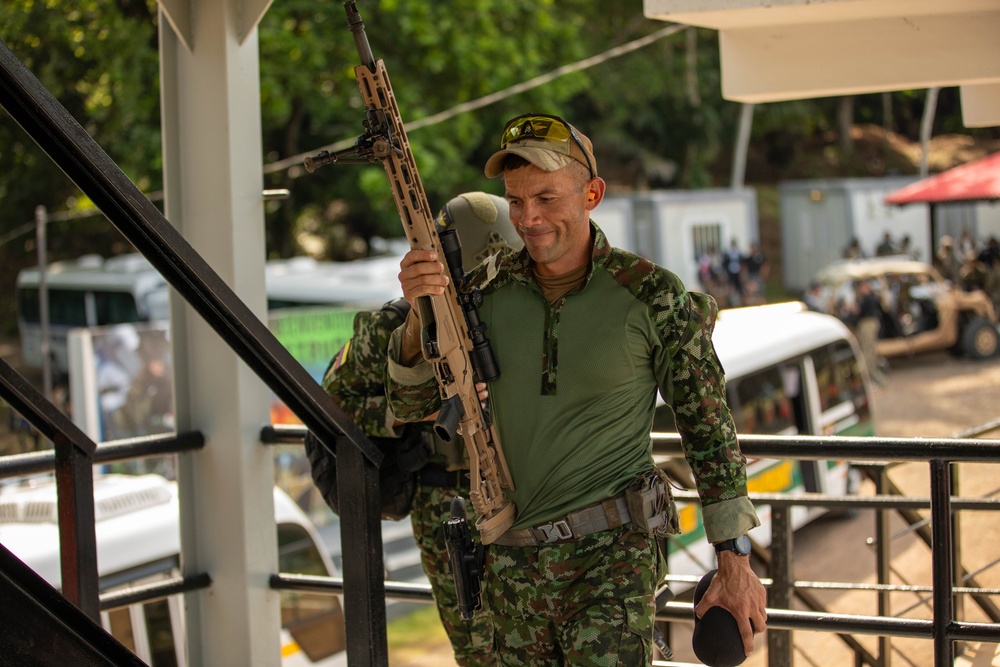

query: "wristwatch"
left=714, top=534, right=752, bottom=556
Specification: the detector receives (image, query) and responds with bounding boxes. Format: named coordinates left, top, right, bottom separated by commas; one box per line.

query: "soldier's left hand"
left=694, top=550, right=767, bottom=655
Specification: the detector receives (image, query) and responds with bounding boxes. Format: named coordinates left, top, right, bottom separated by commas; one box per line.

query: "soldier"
left=935, top=235, right=960, bottom=284
left=388, top=113, right=766, bottom=665
left=305, top=192, right=522, bottom=666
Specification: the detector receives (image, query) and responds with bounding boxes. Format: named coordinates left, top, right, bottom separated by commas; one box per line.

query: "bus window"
left=107, top=607, right=138, bottom=654
left=104, top=596, right=182, bottom=667
left=730, top=366, right=797, bottom=435
left=651, top=404, right=677, bottom=433
left=277, top=523, right=346, bottom=661
left=95, top=290, right=141, bottom=326
left=18, top=288, right=91, bottom=327
left=813, top=341, right=872, bottom=436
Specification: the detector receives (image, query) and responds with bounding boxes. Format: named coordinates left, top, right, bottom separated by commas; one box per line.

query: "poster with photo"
left=69, top=321, right=174, bottom=443
left=68, top=307, right=359, bottom=439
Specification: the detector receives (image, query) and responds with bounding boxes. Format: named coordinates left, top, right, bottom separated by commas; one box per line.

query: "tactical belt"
left=418, top=464, right=470, bottom=489
left=491, top=494, right=631, bottom=547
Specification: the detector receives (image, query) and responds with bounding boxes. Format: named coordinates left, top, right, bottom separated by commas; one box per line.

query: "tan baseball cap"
left=484, top=115, right=597, bottom=179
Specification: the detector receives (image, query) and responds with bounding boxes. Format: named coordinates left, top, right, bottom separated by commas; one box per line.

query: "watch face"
left=734, top=534, right=752, bottom=555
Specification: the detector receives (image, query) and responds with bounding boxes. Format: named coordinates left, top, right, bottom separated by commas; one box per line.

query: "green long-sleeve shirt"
left=387, top=224, right=758, bottom=541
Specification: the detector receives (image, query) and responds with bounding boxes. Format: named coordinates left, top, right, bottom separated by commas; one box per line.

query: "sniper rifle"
left=304, top=1, right=516, bottom=544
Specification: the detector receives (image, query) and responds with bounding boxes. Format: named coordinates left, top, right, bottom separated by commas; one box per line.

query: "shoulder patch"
left=331, top=340, right=351, bottom=371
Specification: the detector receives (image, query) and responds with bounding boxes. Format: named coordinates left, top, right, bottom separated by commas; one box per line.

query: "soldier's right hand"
left=398, top=248, right=449, bottom=309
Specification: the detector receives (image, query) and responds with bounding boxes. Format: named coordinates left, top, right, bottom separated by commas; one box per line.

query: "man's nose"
left=519, top=200, right=543, bottom=227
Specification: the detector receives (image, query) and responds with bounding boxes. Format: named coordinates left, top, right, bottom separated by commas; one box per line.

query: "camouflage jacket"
left=387, top=224, right=759, bottom=540
left=321, top=299, right=467, bottom=471
left=322, top=299, right=411, bottom=438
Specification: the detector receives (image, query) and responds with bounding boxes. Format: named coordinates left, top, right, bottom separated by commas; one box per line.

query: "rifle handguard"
left=333, top=1, right=516, bottom=542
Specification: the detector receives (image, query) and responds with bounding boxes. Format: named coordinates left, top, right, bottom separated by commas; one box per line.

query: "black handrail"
left=267, top=441, right=1000, bottom=667
left=0, top=356, right=99, bottom=619
left=0, top=431, right=205, bottom=479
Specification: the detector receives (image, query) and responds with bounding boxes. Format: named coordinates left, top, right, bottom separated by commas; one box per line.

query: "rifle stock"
left=318, top=1, right=515, bottom=543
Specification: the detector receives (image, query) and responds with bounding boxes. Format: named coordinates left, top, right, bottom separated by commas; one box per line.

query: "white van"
left=0, top=473, right=345, bottom=666
left=655, top=302, right=875, bottom=577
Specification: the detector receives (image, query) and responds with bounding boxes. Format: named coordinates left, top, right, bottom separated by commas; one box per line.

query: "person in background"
left=803, top=281, right=827, bottom=313
left=743, top=241, right=769, bottom=305
left=843, top=236, right=865, bottom=259
left=978, top=237, right=1000, bottom=313
left=723, top=238, right=746, bottom=307
left=875, top=232, right=897, bottom=257
left=386, top=113, right=766, bottom=665
left=959, top=250, right=988, bottom=293
left=935, top=235, right=960, bottom=284
left=853, top=279, right=886, bottom=386
left=306, top=192, right=522, bottom=667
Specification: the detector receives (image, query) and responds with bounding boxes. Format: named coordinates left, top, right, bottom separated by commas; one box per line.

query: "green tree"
left=257, top=0, right=591, bottom=258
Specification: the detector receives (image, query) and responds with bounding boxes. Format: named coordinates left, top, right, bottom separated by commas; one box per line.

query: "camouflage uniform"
left=484, top=526, right=661, bottom=666
left=308, top=192, right=521, bottom=667
left=310, top=298, right=496, bottom=667
left=387, top=224, right=758, bottom=665
left=410, top=483, right=494, bottom=663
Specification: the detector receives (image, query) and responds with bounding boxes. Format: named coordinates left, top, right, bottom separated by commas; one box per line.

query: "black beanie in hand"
left=691, top=569, right=749, bottom=667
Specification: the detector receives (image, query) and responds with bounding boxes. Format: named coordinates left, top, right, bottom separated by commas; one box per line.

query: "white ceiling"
left=643, top=0, right=1000, bottom=127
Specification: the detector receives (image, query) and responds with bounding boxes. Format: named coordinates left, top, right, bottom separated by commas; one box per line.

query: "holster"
left=625, top=466, right=680, bottom=536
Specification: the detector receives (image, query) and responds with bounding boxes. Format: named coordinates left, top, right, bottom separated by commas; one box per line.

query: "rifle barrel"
left=344, top=2, right=376, bottom=72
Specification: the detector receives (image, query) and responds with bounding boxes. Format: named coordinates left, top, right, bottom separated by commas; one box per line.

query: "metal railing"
left=266, top=429, right=1000, bottom=667
left=16, top=396, right=1000, bottom=665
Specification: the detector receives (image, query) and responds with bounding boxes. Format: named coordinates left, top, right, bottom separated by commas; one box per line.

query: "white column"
left=158, top=1, right=278, bottom=664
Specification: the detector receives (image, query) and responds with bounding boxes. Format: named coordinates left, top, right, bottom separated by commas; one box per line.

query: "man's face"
left=503, top=164, right=591, bottom=277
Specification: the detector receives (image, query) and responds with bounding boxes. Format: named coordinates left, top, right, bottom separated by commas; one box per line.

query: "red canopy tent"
left=885, top=151, right=1000, bottom=250
left=885, top=151, right=1000, bottom=205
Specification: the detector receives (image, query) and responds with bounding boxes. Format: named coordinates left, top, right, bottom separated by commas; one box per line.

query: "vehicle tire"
left=961, top=317, right=999, bottom=360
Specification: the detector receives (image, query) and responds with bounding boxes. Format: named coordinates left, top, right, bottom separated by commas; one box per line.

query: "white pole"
left=731, top=103, right=755, bottom=190
left=35, top=205, right=52, bottom=402
left=919, top=87, right=940, bottom=178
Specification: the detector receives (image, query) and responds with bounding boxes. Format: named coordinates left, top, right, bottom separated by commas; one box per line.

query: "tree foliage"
left=0, top=0, right=161, bottom=238
left=1, top=0, right=996, bottom=268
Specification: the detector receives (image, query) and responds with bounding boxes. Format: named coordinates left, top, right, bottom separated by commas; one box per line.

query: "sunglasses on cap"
left=499, top=114, right=596, bottom=179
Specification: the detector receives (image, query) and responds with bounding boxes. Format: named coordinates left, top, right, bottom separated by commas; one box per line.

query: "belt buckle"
left=537, top=519, right=573, bottom=543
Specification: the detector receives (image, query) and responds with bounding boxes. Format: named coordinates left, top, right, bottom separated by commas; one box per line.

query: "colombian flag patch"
left=331, top=340, right=351, bottom=371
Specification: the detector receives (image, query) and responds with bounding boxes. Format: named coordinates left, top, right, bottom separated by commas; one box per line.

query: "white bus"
left=15, top=253, right=404, bottom=377
left=655, top=302, right=875, bottom=579
left=0, top=473, right=345, bottom=666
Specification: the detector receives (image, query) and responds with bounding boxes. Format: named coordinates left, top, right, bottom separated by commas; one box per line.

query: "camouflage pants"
left=410, top=482, right=496, bottom=666
left=483, top=526, right=659, bottom=666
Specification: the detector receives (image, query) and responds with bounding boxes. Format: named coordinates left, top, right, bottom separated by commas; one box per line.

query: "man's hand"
left=694, top=550, right=767, bottom=656
left=397, top=248, right=450, bottom=365
left=398, top=248, right=448, bottom=307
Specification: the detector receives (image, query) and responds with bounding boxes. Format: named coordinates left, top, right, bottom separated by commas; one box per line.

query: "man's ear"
left=585, top=177, right=607, bottom=211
